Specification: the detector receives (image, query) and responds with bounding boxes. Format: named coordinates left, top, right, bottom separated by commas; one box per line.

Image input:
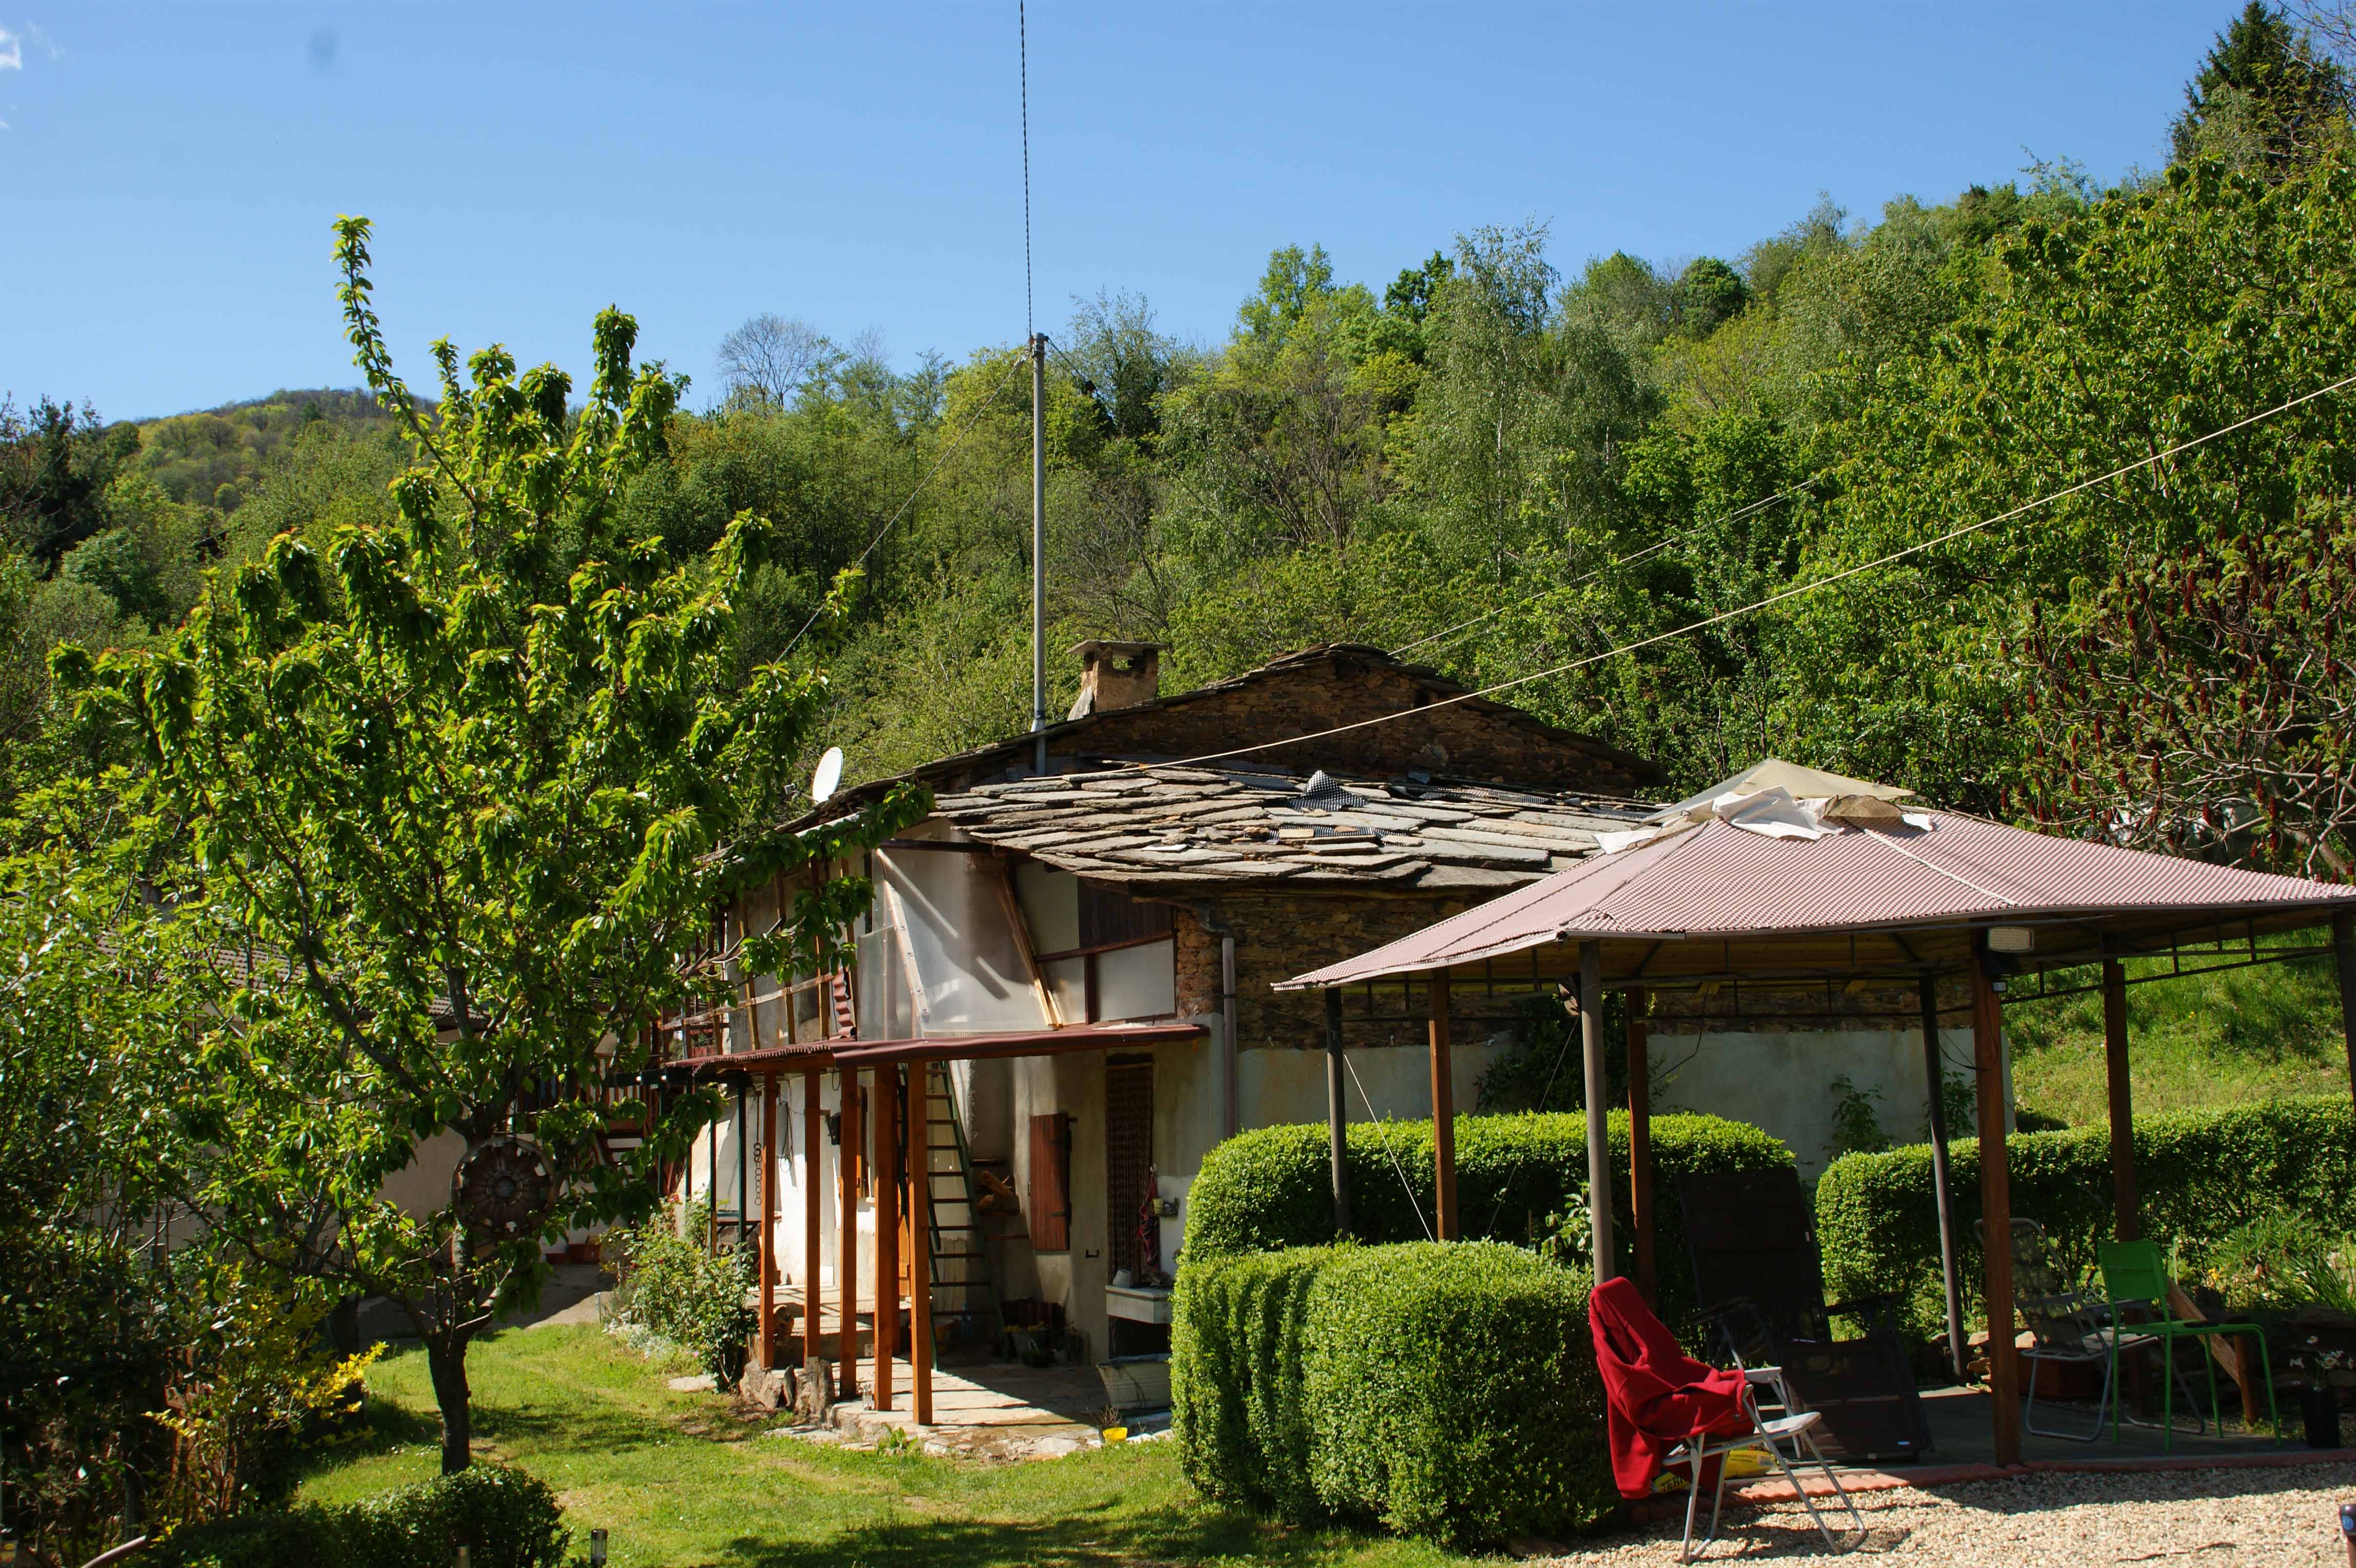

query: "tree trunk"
left=425, top=1334, right=473, bottom=1474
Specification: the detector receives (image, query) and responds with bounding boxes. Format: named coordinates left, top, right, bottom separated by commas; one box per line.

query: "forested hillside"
left=5, top=3, right=2353, bottom=880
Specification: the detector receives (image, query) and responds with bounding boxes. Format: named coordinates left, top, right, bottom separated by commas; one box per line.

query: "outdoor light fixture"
left=1985, top=926, right=2035, bottom=953
left=590, top=1527, right=610, bottom=1565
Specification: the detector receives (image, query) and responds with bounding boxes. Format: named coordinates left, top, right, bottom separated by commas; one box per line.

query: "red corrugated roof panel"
left=1282, top=813, right=2356, bottom=988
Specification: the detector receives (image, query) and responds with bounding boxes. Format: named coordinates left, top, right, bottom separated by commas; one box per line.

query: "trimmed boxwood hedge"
left=1171, top=1241, right=1614, bottom=1546
left=1182, top=1110, right=1791, bottom=1326
left=1818, top=1094, right=2356, bottom=1330
left=153, top=1465, right=570, bottom=1568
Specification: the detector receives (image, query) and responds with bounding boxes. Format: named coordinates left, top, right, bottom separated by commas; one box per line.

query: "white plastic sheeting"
left=867, top=849, right=1050, bottom=1036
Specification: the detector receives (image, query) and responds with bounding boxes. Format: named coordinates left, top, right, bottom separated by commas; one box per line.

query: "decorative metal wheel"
left=453, top=1136, right=554, bottom=1240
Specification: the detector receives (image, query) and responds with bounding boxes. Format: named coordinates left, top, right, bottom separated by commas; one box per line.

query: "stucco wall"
left=1654, top=1025, right=2013, bottom=1179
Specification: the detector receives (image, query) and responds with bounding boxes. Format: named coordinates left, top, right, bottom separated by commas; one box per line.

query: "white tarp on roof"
left=1645, top=758, right=1913, bottom=824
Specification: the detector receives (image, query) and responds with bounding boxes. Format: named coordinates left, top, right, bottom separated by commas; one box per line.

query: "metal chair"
left=2097, top=1239, right=2282, bottom=1450
left=1661, top=1364, right=1866, bottom=1561
left=1979, top=1218, right=2158, bottom=1442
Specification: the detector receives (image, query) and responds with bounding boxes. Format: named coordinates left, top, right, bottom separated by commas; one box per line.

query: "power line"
left=1131, top=370, right=2356, bottom=775
left=1019, top=1, right=1034, bottom=342
left=1389, top=480, right=1817, bottom=659
left=775, top=354, right=1030, bottom=662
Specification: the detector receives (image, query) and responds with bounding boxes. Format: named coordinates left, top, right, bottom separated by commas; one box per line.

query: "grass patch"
left=2007, top=949, right=2347, bottom=1127
left=297, top=1324, right=1483, bottom=1567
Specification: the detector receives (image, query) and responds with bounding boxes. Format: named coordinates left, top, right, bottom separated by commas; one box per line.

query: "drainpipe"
left=1221, top=936, right=1239, bottom=1140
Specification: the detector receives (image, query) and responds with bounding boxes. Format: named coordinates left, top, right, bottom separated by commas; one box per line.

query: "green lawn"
left=2006, top=950, right=2348, bottom=1127
left=299, top=1325, right=1483, bottom=1568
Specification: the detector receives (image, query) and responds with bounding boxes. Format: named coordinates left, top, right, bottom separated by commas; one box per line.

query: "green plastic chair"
left=2096, top=1239, right=2281, bottom=1449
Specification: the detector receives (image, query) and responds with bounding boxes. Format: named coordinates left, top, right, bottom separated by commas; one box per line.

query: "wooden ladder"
left=919, top=1059, right=1004, bottom=1357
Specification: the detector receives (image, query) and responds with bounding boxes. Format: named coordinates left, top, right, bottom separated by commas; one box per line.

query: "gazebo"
left=1280, top=764, right=2356, bottom=1464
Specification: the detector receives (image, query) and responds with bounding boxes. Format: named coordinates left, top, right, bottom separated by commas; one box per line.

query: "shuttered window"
left=1028, top=1111, right=1071, bottom=1252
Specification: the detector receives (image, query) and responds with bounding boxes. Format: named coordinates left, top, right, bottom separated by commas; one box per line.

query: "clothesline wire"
left=1390, top=479, right=1819, bottom=659
left=1343, top=1052, right=1435, bottom=1242
left=1122, top=369, right=2356, bottom=776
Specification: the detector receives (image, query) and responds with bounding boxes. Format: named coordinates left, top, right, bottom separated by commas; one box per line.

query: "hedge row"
left=1817, top=1094, right=2356, bottom=1329
left=1171, top=1241, right=1615, bottom=1546
left=1182, top=1110, right=1791, bottom=1326
left=153, top=1465, right=569, bottom=1568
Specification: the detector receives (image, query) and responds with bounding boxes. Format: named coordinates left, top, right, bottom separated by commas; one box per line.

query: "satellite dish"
left=811, top=746, right=845, bottom=804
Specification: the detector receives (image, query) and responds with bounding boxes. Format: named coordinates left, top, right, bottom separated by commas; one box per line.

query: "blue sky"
left=6, top=3, right=2237, bottom=421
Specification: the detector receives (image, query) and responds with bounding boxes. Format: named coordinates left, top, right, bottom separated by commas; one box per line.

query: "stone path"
left=767, top=1357, right=1119, bottom=1460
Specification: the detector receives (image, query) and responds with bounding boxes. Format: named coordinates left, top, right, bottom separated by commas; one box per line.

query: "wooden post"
left=1325, top=988, right=1351, bottom=1239
left=1919, top=972, right=1967, bottom=1381
left=1427, top=972, right=1458, bottom=1241
left=1626, top=988, right=1656, bottom=1307
left=1973, top=944, right=2020, bottom=1466
left=801, top=1066, right=822, bottom=1379
left=2334, top=913, right=2356, bottom=1116
left=2103, top=957, right=2139, bottom=1242
left=837, top=1070, right=861, bottom=1399
left=1579, top=943, right=1614, bottom=1280
left=907, top=1066, right=933, bottom=1427
left=873, top=1064, right=901, bottom=1412
left=759, top=1076, right=778, bottom=1369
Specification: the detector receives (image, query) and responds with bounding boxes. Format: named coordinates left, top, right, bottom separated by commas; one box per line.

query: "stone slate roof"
left=927, top=763, right=1651, bottom=893
left=798, top=642, right=1663, bottom=829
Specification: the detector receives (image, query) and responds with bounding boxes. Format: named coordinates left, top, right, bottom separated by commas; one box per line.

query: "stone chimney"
left=1067, top=641, right=1164, bottom=720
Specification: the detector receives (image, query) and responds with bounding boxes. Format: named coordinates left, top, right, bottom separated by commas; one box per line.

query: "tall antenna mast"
left=1021, top=2, right=1047, bottom=773
left=1030, top=332, right=1047, bottom=773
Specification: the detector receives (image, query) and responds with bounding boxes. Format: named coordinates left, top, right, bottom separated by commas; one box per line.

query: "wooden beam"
left=1428, top=974, right=1458, bottom=1240
left=1973, top=946, right=2020, bottom=1467
left=1325, top=988, right=1351, bottom=1239
left=2336, top=913, right=2356, bottom=1116
left=2103, top=957, right=2139, bottom=1242
left=1626, top=988, right=1656, bottom=1307
left=801, top=1067, right=822, bottom=1382
left=873, top=1065, right=901, bottom=1413
left=759, top=1076, right=778, bottom=1369
left=837, top=1070, right=861, bottom=1400
left=1580, top=943, right=1614, bottom=1280
left=1919, top=972, right=1967, bottom=1382
left=907, top=1065, right=934, bottom=1426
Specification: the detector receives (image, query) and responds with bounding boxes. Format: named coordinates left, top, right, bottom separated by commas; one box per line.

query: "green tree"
left=1781, top=159, right=2356, bottom=810
left=0, top=396, right=135, bottom=567
left=2173, top=2, right=2352, bottom=177
left=55, top=217, right=926, bottom=1473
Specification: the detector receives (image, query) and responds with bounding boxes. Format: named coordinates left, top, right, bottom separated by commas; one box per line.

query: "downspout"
left=1221, top=935, right=1239, bottom=1140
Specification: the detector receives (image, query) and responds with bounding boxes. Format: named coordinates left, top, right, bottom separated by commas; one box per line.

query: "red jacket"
left=1588, top=1275, right=1753, bottom=1499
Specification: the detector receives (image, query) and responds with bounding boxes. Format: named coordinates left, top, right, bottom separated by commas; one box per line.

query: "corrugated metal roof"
left=1280, top=812, right=2356, bottom=989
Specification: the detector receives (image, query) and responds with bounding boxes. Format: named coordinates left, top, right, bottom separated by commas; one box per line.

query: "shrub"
left=1817, top=1094, right=2356, bottom=1334
left=154, top=1464, right=569, bottom=1568
left=153, top=1258, right=380, bottom=1527
left=1182, top=1110, right=1790, bottom=1325
left=1173, top=1241, right=1614, bottom=1547
left=609, top=1201, right=757, bottom=1384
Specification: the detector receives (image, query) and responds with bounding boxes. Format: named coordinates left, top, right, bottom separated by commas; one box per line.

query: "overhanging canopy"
left=680, top=1020, right=1204, bottom=1075
left=1280, top=809, right=2356, bottom=993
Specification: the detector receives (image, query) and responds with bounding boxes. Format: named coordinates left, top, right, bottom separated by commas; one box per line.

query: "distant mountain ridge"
left=133, top=387, right=401, bottom=513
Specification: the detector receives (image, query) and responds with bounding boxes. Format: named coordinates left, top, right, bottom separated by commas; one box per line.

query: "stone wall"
left=934, top=648, right=1657, bottom=796
left=1168, top=890, right=1534, bottom=1053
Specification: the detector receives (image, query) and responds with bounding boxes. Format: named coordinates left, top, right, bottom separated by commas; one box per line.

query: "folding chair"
left=1592, top=1276, right=1863, bottom=1562
left=1978, top=1218, right=2159, bottom=1442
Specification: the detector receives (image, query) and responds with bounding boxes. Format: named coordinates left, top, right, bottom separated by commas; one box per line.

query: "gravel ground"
left=1555, top=1464, right=2356, bottom=1564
